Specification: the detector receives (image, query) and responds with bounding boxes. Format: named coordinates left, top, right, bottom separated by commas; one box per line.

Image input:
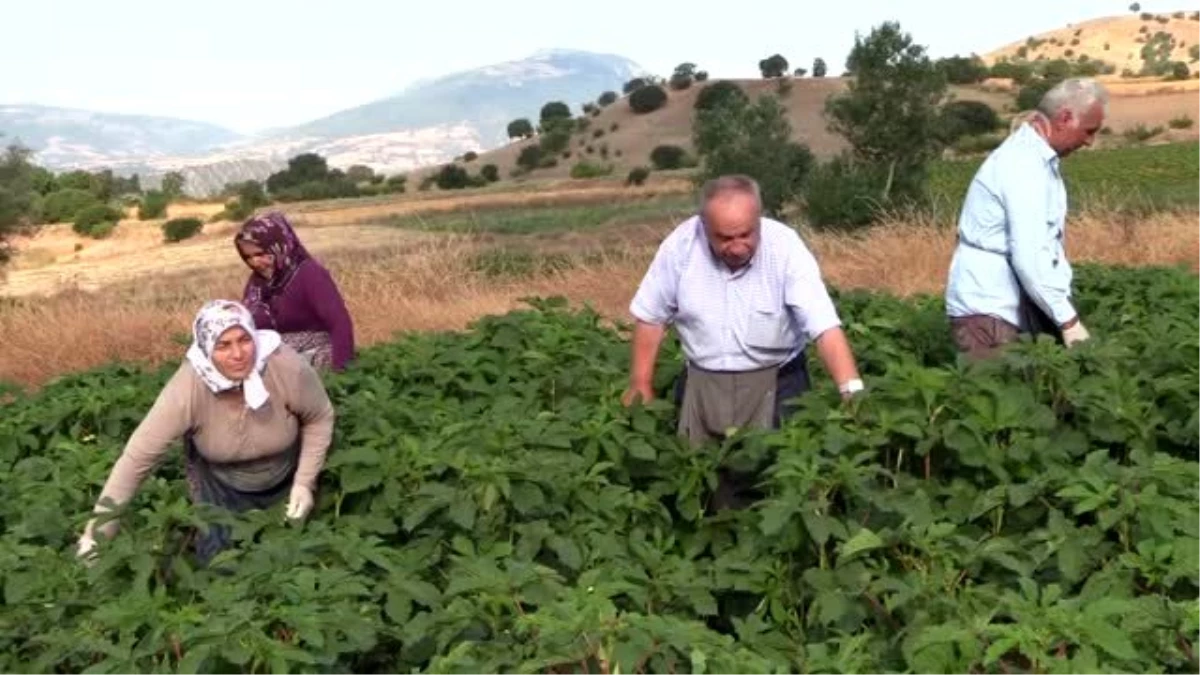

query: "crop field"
left=0, top=262, right=1196, bottom=673
left=928, top=141, right=1200, bottom=211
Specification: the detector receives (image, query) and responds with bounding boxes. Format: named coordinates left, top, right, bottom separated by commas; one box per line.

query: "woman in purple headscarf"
left=234, top=211, right=356, bottom=371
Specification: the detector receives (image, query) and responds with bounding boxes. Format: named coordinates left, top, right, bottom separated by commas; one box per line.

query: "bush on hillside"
left=989, top=60, right=1034, bottom=84
left=517, top=145, right=544, bottom=172
left=937, top=100, right=1001, bottom=144
left=626, top=166, right=650, bottom=186
left=137, top=190, right=170, bottom=220
left=538, top=130, right=572, bottom=155
left=597, top=91, right=618, bottom=106
left=162, top=217, right=204, bottom=243
left=434, top=164, right=473, bottom=190
left=42, top=189, right=100, bottom=224
left=694, top=81, right=749, bottom=112
left=1167, top=61, right=1191, bottom=80
left=72, top=204, right=122, bottom=238
left=695, top=71, right=709, bottom=82
left=622, top=78, right=647, bottom=94
left=649, top=144, right=688, bottom=170
left=628, top=85, right=668, bottom=114
left=936, top=55, right=989, bottom=84
left=569, top=161, right=614, bottom=179
left=462, top=151, right=478, bottom=162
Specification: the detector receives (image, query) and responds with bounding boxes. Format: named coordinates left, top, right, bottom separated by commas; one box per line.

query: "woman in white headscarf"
left=76, top=299, right=336, bottom=565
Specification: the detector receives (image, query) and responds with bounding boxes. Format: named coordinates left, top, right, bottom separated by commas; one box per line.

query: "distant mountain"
left=286, top=49, right=645, bottom=146
left=0, top=49, right=646, bottom=197
left=0, top=105, right=243, bottom=161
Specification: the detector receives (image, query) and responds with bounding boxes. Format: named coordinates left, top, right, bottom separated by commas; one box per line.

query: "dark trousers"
left=672, top=351, right=812, bottom=511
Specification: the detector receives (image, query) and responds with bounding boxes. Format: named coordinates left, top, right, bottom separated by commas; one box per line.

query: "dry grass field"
left=983, top=11, right=1200, bottom=76
left=0, top=198, right=1194, bottom=389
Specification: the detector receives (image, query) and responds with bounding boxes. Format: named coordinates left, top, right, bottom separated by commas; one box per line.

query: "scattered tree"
left=516, top=145, right=544, bottom=172
left=812, top=58, right=828, bottom=78
left=695, top=71, right=709, bottom=82
left=462, top=151, right=479, bottom=162
left=72, top=204, right=122, bottom=239
left=628, top=85, right=668, bottom=114
left=693, top=91, right=814, bottom=217
left=507, top=118, right=535, bottom=139
left=540, top=101, right=572, bottom=124
left=346, top=165, right=376, bottom=183
left=793, top=67, right=808, bottom=77
left=759, top=54, right=789, bottom=78
left=622, top=78, right=648, bottom=94
left=434, top=164, right=472, bottom=190
left=597, top=91, right=618, bottom=106
left=42, top=188, right=100, bottom=224
left=138, top=190, right=170, bottom=220
left=626, top=166, right=650, bottom=186
left=480, top=164, right=500, bottom=183
left=694, top=81, right=749, bottom=112
left=0, top=143, right=39, bottom=264
left=160, top=171, right=186, bottom=198
left=825, top=21, right=948, bottom=206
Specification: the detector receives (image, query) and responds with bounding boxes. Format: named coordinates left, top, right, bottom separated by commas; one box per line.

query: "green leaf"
left=510, top=482, right=545, bottom=516
left=1079, top=617, right=1138, bottom=661
left=627, top=438, right=657, bottom=461
left=759, top=500, right=797, bottom=537
left=448, top=496, right=477, bottom=530
left=838, top=527, right=884, bottom=563
left=548, top=535, right=583, bottom=570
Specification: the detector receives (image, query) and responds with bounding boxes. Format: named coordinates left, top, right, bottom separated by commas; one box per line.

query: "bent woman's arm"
left=303, top=263, right=356, bottom=370
left=85, top=365, right=196, bottom=539
left=283, top=350, right=336, bottom=494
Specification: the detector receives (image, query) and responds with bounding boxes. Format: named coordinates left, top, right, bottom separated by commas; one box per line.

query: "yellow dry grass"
left=1, top=209, right=1194, bottom=390
left=983, top=12, right=1200, bottom=76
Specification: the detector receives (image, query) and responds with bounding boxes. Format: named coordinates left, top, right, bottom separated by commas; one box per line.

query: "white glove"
left=76, top=530, right=98, bottom=566
left=1062, top=321, right=1090, bottom=347
left=285, top=484, right=314, bottom=521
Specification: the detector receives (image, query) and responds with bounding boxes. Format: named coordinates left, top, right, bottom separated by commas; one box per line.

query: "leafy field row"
left=0, top=264, right=1196, bottom=673
left=929, top=141, right=1200, bottom=211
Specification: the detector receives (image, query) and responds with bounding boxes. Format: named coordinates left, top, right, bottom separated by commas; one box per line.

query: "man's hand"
left=815, top=327, right=862, bottom=395
left=622, top=382, right=655, bottom=407
left=1062, top=320, right=1090, bottom=347
left=625, top=320, right=667, bottom=407
left=286, top=484, right=314, bottom=521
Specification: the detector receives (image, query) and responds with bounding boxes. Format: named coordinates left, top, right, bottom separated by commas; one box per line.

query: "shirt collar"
left=1020, top=121, right=1060, bottom=167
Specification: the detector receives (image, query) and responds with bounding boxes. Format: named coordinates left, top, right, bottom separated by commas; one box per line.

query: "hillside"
left=414, top=74, right=1198, bottom=185
left=984, top=10, right=1200, bottom=76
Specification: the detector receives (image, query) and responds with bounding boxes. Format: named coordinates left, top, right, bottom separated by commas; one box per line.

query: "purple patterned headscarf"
left=234, top=211, right=312, bottom=325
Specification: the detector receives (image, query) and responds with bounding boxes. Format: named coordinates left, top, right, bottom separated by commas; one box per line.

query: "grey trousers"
left=672, top=352, right=811, bottom=510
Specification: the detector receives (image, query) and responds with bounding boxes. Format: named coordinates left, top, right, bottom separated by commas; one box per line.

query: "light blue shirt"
left=945, top=122, right=1077, bottom=328
left=630, top=215, right=842, bottom=371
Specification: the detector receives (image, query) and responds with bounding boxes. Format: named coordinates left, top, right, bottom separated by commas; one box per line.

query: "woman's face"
left=211, top=326, right=256, bottom=380
left=237, top=240, right=275, bottom=279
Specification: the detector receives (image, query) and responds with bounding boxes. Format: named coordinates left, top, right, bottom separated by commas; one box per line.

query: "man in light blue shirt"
left=621, top=175, right=863, bottom=509
left=945, top=78, right=1107, bottom=359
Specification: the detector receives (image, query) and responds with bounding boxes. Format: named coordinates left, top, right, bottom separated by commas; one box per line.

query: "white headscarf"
left=185, top=300, right=282, bottom=410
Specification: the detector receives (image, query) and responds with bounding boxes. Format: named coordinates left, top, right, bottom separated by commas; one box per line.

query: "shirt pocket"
left=744, top=307, right=797, bottom=351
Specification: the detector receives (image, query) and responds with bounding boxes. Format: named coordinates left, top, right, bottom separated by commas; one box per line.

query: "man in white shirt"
left=945, top=78, right=1107, bottom=359
left=622, top=174, right=863, bottom=509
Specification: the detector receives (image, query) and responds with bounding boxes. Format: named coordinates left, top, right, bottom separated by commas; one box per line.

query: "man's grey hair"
left=698, top=174, right=762, bottom=214
left=1037, top=77, right=1109, bottom=119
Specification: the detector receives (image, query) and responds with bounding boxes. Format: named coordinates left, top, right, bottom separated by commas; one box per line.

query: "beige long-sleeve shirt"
left=90, top=344, right=335, bottom=524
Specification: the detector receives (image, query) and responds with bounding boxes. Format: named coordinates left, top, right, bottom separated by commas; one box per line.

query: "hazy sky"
left=3, top=0, right=1149, bottom=133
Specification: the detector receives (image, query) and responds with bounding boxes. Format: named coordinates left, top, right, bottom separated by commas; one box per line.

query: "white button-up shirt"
left=945, top=122, right=1076, bottom=327
left=630, top=215, right=842, bottom=372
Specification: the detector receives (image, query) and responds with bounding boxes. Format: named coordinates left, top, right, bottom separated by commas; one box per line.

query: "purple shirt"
left=243, top=260, right=355, bottom=370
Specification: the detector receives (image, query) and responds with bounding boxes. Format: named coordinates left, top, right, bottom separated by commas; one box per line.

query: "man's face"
left=1050, top=102, right=1105, bottom=157
left=702, top=193, right=761, bottom=270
